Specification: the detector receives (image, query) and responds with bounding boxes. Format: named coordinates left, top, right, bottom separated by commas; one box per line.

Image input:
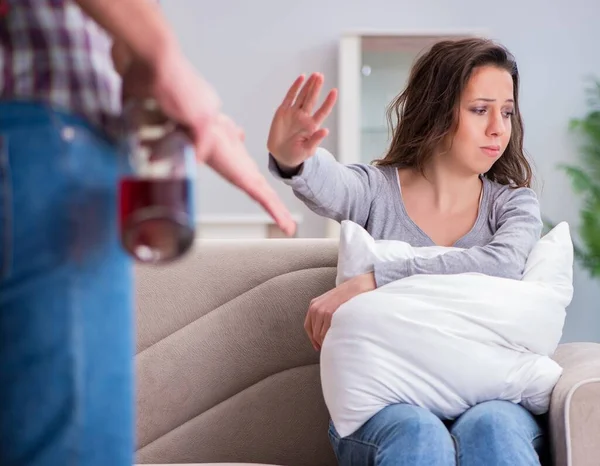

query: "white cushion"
left=320, top=220, right=574, bottom=438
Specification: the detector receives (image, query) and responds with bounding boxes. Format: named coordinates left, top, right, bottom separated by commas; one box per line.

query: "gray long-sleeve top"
left=269, top=148, right=543, bottom=288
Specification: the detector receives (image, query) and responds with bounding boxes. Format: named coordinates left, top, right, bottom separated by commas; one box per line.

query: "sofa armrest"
left=549, top=342, right=600, bottom=466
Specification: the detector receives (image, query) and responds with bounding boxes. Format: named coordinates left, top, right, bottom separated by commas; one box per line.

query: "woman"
left=267, top=38, right=547, bottom=465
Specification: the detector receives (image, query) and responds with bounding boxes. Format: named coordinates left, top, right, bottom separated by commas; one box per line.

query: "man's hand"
left=85, top=0, right=296, bottom=236
left=111, top=40, right=132, bottom=77
left=304, top=272, right=376, bottom=351
left=118, top=50, right=296, bottom=236
left=201, top=114, right=296, bottom=236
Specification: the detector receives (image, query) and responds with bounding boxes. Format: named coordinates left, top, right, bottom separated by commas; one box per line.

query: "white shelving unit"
left=327, top=29, right=487, bottom=238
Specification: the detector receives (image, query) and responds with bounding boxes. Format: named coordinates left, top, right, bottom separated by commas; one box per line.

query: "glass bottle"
left=118, top=98, right=196, bottom=264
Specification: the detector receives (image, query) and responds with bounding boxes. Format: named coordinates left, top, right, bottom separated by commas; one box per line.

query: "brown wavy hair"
left=373, top=37, right=533, bottom=188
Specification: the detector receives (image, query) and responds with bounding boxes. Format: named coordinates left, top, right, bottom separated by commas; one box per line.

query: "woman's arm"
left=268, top=74, right=383, bottom=226
left=269, top=147, right=383, bottom=227
left=373, top=187, right=543, bottom=287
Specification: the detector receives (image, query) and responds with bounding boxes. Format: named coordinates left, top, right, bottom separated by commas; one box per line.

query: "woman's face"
left=446, top=65, right=515, bottom=175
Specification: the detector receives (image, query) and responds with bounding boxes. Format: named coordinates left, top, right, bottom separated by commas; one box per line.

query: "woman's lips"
left=481, top=145, right=501, bottom=157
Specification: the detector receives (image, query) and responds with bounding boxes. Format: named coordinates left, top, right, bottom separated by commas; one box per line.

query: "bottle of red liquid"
left=118, top=99, right=196, bottom=264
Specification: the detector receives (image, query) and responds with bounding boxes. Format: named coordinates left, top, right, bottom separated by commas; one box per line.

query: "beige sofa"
left=134, top=238, right=600, bottom=466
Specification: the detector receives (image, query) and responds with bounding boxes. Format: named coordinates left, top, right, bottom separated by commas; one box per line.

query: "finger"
left=302, top=73, right=324, bottom=114
left=111, top=41, right=133, bottom=76
left=281, top=74, right=305, bottom=109
left=319, top=314, right=332, bottom=345
left=316, top=311, right=331, bottom=346
left=243, top=176, right=297, bottom=237
left=312, top=311, right=323, bottom=343
left=293, top=73, right=318, bottom=110
left=313, top=88, right=338, bottom=126
left=120, top=62, right=153, bottom=103
left=304, top=310, right=311, bottom=335
left=203, top=139, right=297, bottom=237
left=304, top=311, right=319, bottom=351
left=227, top=174, right=296, bottom=237
left=304, top=128, right=329, bottom=154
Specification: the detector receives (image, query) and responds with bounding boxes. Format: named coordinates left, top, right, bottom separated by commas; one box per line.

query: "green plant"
left=554, top=78, right=600, bottom=277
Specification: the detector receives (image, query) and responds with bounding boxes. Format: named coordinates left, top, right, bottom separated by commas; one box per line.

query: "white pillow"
left=320, top=220, right=574, bottom=438
left=335, top=220, right=573, bottom=287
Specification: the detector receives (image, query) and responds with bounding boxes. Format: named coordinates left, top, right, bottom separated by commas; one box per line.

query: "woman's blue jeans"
left=329, top=400, right=548, bottom=466
left=0, top=101, right=134, bottom=465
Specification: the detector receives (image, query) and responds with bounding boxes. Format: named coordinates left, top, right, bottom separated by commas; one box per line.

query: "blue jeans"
left=0, top=101, right=134, bottom=465
left=328, top=401, right=548, bottom=466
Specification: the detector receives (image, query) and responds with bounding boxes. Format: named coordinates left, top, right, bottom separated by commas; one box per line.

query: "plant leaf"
left=555, top=77, right=600, bottom=278
left=558, top=164, right=600, bottom=196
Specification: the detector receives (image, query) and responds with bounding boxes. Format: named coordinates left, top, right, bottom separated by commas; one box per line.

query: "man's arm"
left=72, top=0, right=296, bottom=236
left=73, top=0, right=221, bottom=140
left=73, top=0, right=176, bottom=67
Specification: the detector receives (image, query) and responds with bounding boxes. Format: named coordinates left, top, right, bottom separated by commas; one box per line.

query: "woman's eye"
left=471, top=107, right=514, bottom=118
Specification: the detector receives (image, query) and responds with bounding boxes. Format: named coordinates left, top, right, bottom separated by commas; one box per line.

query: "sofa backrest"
left=134, top=238, right=339, bottom=466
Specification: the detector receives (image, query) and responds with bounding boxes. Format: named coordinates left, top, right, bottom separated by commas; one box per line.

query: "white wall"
left=162, top=0, right=600, bottom=343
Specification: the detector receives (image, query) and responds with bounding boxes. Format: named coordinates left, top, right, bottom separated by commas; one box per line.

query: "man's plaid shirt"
left=0, top=0, right=122, bottom=135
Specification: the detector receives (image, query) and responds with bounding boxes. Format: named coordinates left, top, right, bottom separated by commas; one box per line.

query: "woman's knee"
left=330, top=404, right=455, bottom=465
left=451, top=400, right=541, bottom=441
left=450, top=401, right=545, bottom=462
left=356, top=403, right=451, bottom=446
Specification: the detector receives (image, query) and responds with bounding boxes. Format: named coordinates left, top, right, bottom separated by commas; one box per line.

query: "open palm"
left=267, top=73, right=338, bottom=170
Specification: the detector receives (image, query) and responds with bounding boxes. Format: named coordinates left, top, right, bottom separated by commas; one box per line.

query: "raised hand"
left=267, top=73, right=337, bottom=172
